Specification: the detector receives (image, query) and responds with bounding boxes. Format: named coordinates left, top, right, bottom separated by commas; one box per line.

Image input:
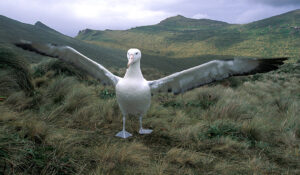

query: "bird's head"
left=127, top=48, right=141, bottom=67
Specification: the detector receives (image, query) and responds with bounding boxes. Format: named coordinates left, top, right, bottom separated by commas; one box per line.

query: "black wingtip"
left=14, top=40, right=53, bottom=57
left=254, top=57, right=288, bottom=73
left=14, top=40, right=33, bottom=51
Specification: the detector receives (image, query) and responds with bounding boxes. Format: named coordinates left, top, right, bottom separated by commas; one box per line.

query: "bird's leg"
left=139, top=115, right=153, bottom=134
left=115, top=115, right=132, bottom=138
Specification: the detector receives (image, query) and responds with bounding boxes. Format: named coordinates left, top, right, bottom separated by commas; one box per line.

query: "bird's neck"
left=124, top=61, right=144, bottom=79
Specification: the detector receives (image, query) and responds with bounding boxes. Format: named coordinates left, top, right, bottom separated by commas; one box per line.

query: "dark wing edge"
left=15, top=40, right=57, bottom=58
left=243, top=57, right=288, bottom=75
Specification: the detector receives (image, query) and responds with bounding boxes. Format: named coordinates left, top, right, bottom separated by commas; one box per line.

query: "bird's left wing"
left=148, top=58, right=287, bottom=94
left=15, top=40, right=120, bottom=86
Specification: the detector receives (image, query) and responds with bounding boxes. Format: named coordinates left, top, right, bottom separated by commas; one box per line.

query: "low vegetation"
left=0, top=48, right=299, bottom=174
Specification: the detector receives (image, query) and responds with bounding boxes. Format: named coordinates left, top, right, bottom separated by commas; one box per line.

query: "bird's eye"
left=135, top=52, right=138, bottom=55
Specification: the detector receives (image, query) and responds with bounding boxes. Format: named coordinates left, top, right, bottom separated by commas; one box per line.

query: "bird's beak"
left=127, top=54, right=134, bottom=67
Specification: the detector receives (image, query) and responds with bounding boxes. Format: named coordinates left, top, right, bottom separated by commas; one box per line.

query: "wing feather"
left=148, top=58, right=287, bottom=94
left=15, top=40, right=120, bottom=86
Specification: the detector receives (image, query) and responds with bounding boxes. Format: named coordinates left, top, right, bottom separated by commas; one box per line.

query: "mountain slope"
left=0, top=15, right=126, bottom=68
left=0, top=15, right=230, bottom=73
left=76, top=9, right=300, bottom=58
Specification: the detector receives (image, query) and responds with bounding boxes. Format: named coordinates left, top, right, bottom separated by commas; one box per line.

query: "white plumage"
left=16, top=41, right=287, bottom=138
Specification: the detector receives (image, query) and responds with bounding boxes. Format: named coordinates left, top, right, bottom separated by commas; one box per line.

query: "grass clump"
left=91, top=142, right=150, bottom=174
left=0, top=48, right=34, bottom=96
left=205, top=121, right=242, bottom=140
left=0, top=118, right=77, bottom=175
left=46, top=76, right=78, bottom=104
left=33, top=59, right=88, bottom=80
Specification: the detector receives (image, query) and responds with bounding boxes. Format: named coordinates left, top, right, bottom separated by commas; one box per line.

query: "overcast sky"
left=0, top=0, right=299, bottom=37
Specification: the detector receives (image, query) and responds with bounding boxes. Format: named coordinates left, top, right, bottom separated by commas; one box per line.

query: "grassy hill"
left=0, top=42, right=300, bottom=174
left=76, top=9, right=300, bottom=58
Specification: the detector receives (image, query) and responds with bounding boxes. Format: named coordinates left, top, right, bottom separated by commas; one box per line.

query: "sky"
left=0, top=0, right=299, bottom=37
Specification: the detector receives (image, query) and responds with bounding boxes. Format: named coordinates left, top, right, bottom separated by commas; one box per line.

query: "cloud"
left=234, top=3, right=299, bottom=24
left=235, top=6, right=273, bottom=24
left=192, top=13, right=209, bottom=19
left=0, top=0, right=174, bottom=36
left=249, top=0, right=300, bottom=7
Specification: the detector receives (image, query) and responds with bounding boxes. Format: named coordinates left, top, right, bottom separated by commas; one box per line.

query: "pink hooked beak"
left=127, top=54, right=134, bottom=67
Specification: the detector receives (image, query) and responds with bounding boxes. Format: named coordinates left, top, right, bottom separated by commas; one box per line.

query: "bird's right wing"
left=15, top=40, right=121, bottom=86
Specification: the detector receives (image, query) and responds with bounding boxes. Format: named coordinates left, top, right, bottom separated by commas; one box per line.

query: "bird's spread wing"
left=15, top=40, right=120, bottom=86
left=148, top=58, right=287, bottom=94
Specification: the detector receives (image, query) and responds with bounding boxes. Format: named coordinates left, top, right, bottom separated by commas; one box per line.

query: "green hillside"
left=76, top=9, right=300, bottom=58
left=0, top=15, right=231, bottom=73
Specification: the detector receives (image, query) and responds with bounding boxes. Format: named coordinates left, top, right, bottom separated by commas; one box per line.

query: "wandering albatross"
left=15, top=41, right=287, bottom=138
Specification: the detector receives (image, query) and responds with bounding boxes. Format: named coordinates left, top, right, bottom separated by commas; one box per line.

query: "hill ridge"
left=34, top=21, right=60, bottom=34
left=158, top=14, right=229, bottom=27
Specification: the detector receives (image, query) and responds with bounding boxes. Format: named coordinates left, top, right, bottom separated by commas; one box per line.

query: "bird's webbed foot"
left=139, top=128, right=153, bottom=134
left=115, top=130, right=132, bottom=138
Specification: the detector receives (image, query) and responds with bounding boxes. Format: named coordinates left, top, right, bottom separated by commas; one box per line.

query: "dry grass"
left=0, top=55, right=299, bottom=174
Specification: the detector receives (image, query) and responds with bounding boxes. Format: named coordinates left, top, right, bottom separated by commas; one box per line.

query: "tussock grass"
left=32, top=76, right=49, bottom=88
left=12, top=118, right=49, bottom=144
left=165, top=148, right=215, bottom=170
left=4, top=91, right=35, bottom=111
left=33, top=59, right=88, bottom=80
left=0, top=69, right=20, bottom=95
left=0, top=48, right=34, bottom=96
left=0, top=56, right=299, bottom=174
left=46, top=77, right=77, bottom=103
left=91, top=142, right=150, bottom=174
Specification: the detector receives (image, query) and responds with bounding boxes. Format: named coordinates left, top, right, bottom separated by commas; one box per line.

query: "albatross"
left=15, top=41, right=287, bottom=138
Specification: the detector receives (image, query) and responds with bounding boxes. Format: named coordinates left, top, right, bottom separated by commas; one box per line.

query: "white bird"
left=15, top=41, right=287, bottom=138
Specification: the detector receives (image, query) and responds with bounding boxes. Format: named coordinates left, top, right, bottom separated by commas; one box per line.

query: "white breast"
left=116, top=78, right=151, bottom=115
